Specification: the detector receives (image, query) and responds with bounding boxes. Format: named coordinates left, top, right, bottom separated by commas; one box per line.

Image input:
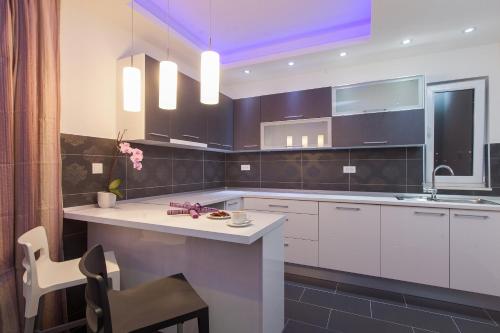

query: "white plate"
left=226, top=220, right=252, bottom=227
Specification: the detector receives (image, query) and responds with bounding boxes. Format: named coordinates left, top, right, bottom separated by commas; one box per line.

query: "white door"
left=451, top=209, right=500, bottom=296
left=319, top=202, right=381, bottom=277
left=381, top=206, right=449, bottom=288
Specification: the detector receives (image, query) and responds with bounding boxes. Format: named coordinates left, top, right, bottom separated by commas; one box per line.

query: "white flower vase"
left=97, top=191, right=117, bottom=208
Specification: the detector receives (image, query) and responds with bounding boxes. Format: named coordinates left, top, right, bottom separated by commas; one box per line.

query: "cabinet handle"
left=363, top=108, right=387, bottom=113
left=222, top=144, right=233, bottom=148
left=148, top=132, right=170, bottom=138
left=209, top=142, right=222, bottom=146
left=227, top=202, right=238, bottom=206
left=414, top=211, right=446, bottom=217
left=284, top=115, right=304, bottom=119
left=454, top=213, right=489, bottom=220
left=284, top=243, right=289, bottom=247
left=269, top=204, right=289, bottom=208
left=336, top=207, right=361, bottom=211
left=182, top=134, right=200, bottom=139
left=363, top=141, right=388, bottom=145
left=243, top=144, right=259, bottom=148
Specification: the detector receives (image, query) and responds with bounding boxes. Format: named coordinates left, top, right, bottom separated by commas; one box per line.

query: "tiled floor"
left=284, top=276, right=500, bottom=333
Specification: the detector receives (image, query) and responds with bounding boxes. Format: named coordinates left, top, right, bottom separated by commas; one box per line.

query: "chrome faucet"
left=424, top=165, right=455, bottom=200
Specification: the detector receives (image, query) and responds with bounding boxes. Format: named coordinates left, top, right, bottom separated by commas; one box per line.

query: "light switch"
left=343, top=166, right=356, bottom=174
left=241, top=164, right=251, bottom=171
left=92, top=163, right=103, bottom=174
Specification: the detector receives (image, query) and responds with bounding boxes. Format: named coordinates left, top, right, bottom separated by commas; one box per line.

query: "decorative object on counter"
left=207, top=211, right=231, bottom=220
left=98, top=130, right=143, bottom=208
left=167, top=202, right=219, bottom=219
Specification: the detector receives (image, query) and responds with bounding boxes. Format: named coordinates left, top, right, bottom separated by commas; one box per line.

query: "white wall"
left=224, top=43, right=500, bottom=143
left=60, top=0, right=200, bottom=139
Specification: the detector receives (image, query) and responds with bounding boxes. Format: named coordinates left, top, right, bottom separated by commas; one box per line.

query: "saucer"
left=226, top=220, right=252, bottom=227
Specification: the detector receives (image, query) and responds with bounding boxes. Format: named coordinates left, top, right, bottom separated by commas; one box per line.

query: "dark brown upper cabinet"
left=206, top=93, right=234, bottom=150
left=144, top=55, right=170, bottom=143
left=331, top=109, right=425, bottom=148
left=260, top=87, right=332, bottom=122
left=234, top=97, right=261, bottom=150
left=169, top=72, right=207, bottom=143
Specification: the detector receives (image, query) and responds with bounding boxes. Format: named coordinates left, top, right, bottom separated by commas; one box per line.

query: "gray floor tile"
left=285, top=283, right=305, bottom=301
left=372, top=302, right=460, bottom=333
left=285, top=299, right=331, bottom=328
left=337, top=283, right=405, bottom=306
left=301, top=288, right=371, bottom=317
left=487, top=310, right=500, bottom=326
left=412, top=329, right=437, bottom=333
left=328, top=310, right=413, bottom=333
left=454, top=318, right=500, bottom=333
left=405, top=294, right=494, bottom=324
left=284, top=319, right=339, bottom=333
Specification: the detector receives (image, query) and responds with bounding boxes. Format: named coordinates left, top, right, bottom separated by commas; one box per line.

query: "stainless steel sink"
left=394, top=195, right=500, bottom=205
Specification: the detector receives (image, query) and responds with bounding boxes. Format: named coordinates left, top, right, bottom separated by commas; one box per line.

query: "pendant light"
left=123, top=0, right=141, bottom=112
left=159, top=0, right=178, bottom=110
left=200, top=0, right=220, bottom=105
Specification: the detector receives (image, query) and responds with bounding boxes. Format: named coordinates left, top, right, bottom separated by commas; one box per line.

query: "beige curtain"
left=0, top=0, right=64, bottom=331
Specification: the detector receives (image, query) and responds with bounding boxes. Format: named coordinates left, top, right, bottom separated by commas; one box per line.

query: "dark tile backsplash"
left=61, top=133, right=226, bottom=207
left=61, top=133, right=500, bottom=208
left=226, top=147, right=425, bottom=193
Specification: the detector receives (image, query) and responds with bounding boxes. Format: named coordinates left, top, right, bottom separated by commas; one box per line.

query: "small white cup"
left=232, top=211, right=247, bottom=224
left=97, top=191, right=117, bottom=208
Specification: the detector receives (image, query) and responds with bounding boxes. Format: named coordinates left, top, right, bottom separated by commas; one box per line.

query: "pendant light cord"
left=209, top=0, right=212, bottom=49
left=167, top=0, right=170, bottom=59
left=131, top=0, right=135, bottom=66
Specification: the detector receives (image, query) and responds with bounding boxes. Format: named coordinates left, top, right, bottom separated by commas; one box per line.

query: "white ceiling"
left=222, top=0, right=500, bottom=84
left=135, top=0, right=500, bottom=86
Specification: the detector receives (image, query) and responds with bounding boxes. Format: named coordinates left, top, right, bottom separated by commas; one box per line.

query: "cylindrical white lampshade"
left=317, top=134, right=325, bottom=147
left=200, top=50, right=220, bottom=105
left=123, top=66, right=141, bottom=112
left=286, top=136, right=293, bottom=147
left=159, top=60, right=178, bottom=110
left=302, top=135, right=309, bottom=148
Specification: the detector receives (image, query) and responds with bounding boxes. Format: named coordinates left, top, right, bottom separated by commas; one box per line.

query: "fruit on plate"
left=209, top=211, right=230, bottom=217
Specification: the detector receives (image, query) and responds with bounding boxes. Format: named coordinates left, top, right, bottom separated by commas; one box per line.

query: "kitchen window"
left=425, top=77, right=489, bottom=189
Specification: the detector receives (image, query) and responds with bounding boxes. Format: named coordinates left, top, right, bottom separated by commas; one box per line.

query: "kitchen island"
left=64, top=200, right=285, bottom=333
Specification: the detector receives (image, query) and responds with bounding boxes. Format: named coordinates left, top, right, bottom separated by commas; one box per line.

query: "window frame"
left=425, top=78, right=488, bottom=189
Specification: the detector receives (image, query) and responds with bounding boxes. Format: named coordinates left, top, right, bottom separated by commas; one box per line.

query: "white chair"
left=18, top=226, right=120, bottom=333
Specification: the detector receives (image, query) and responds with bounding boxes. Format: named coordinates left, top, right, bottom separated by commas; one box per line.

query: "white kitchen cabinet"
left=284, top=238, right=318, bottom=266
left=332, top=75, right=424, bottom=115
left=319, top=203, right=381, bottom=277
left=381, top=206, right=449, bottom=288
left=225, top=199, right=242, bottom=211
left=450, top=209, right=500, bottom=296
left=243, top=198, right=318, bottom=215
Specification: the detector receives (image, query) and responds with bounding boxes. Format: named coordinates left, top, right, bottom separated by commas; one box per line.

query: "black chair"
left=79, top=245, right=209, bottom=333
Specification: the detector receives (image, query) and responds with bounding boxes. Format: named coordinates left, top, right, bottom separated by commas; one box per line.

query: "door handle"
left=243, top=144, right=259, bottom=148
left=209, top=142, right=222, bottom=146
left=414, top=211, right=446, bottom=217
left=336, top=207, right=361, bottom=211
left=454, top=214, right=489, bottom=220
left=148, top=132, right=170, bottom=138
left=284, top=115, right=304, bottom=119
left=269, top=204, right=289, bottom=208
left=363, top=141, right=388, bottom=145
left=183, top=134, right=200, bottom=140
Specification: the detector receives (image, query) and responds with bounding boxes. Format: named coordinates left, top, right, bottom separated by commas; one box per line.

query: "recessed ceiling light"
left=464, top=27, right=475, bottom=34
left=339, top=52, right=347, bottom=57
left=288, top=61, right=295, bottom=66
left=244, top=69, right=250, bottom=74
left=402, top=39, right=412, bottom=45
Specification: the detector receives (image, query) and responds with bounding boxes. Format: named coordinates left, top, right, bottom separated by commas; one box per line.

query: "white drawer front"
left=225, top=199, right=242, bottom=211
left=244, top=198, right=318, bottom=215
left=284, top=238, right=318, bottom=267
left=285, top=213, right=318, bottom=240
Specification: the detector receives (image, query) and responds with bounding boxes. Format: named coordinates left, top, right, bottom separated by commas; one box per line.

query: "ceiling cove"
left=134, top=0, right=372, bottom=65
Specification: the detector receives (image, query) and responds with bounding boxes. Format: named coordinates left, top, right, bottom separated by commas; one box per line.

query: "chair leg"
left=23, top=317, right=36, bottom=333
left=197, top=308, right=209, bottom=333
left=177, top=323, right=183, bottom=333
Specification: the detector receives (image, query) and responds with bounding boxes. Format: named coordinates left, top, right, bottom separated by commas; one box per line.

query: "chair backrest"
left=79, top=244, right=112, bottom=333
left=17, top=226, right=52, bottom=292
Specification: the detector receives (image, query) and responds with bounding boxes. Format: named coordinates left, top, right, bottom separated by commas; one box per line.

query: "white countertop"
left=135, top=189, right=500, bottom=212
left=64, top=189, right=500, bottom=245
left=64, top=202, right=285, bottom=245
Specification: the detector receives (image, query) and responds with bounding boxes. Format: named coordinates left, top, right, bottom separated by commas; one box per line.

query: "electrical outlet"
left=92, top=163, right=103, bottom=174
left=241, top=164, right=251, bottom=171
left=343, top=166, right=356, bottom=174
